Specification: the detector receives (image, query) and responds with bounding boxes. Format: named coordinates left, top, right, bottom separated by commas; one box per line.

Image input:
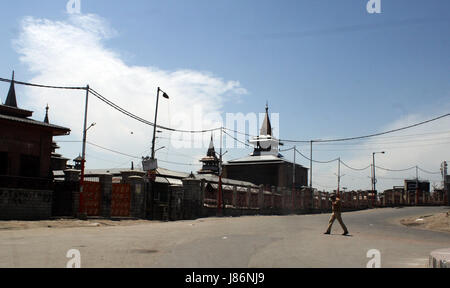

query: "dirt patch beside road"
left=0, top=219, right=155, bottom=231
left=401, top=212, right=450, bottom=233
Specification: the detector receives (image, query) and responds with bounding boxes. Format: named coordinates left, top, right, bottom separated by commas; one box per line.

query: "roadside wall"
left=0, top=188, right=53, bottom=220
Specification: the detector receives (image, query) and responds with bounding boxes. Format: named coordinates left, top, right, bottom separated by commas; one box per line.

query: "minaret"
left=249, top=103, right=280, bottom=157
left=198, top=134, right=220, bottom=175
left=260, top=102, right=273, bottom=136
left=5, top=71, right=17, bottom=108
left=44, top=104, right=49, bottom=124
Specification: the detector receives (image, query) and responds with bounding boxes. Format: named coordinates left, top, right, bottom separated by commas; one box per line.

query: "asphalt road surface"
left=1, top=207, right=449, bottom=268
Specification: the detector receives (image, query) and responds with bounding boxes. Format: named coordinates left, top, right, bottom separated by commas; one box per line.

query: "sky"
left=0, top=0, right=449, bottom=192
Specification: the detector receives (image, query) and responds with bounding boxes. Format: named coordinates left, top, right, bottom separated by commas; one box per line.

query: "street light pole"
left=310, top=141, right=313, bottom=188
left=416, top=165, right=419, bottom=206
left=337, top=157, right=341, bottom=197
left=151, top=87, right=169, bottom=160
left=79, top=84, right=89, bottom=218
left=218, top=127, right=226, bottom=216
left=372, top=151, right=385, bottom=207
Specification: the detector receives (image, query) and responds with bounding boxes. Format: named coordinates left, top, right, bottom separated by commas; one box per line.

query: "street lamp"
left=86, top=123, right=96, bottom=132
left=151, top=87, right=169, bottom=161
left=372, top=151, right=386, bottom=206
left=154, top=146, right=166, bottom=154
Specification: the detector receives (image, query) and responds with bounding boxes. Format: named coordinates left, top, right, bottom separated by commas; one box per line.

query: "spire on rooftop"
left=207, top=133, right=216, bottom=157
left=198, top=133, right=220, bottom=175
left=260, top=102, right=272, bottom=136
left=5, top=71, right=17, bottom=108
left=44, top=104, right=49, bottom=124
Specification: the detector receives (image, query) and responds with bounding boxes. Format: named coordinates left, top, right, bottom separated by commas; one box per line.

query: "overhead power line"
left=88, top=88, right=221, bottom=134
left=0, top=77, right=87, bottom=90
left=417, top=167, right=441, bottom=175
left=314, top=130, right=450, bottom=145
left=280, top=147, right=295, bottom=153
left=281, top=113, right=450, bottom=143
left=283, top=145, right=440, bottom=176
left=339, top=160, right=371, bottom=171
left=223, top=127, right=257, bottom=138
left=86, top=141, right=199, bottom=167
left=375, top=165, right=416, bottom=172
left=222, top=129, right=252, bottom=148
left=87, top=141, right=139, bottom=159
left=295, top=148, right=339, bottom=164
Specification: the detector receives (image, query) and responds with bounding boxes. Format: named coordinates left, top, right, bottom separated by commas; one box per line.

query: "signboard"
left=142, top=157, right=158, bottom=171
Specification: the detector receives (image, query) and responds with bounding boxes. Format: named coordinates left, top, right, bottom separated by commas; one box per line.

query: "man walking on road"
left=324, top=194, right=349, bottom=236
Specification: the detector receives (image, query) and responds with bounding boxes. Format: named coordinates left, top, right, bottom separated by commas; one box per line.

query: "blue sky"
left=0, top=0, right=449, bottom=191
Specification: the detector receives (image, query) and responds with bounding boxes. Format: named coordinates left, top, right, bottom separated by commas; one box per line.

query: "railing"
left=201, top=185, right=448, bottom=215
left=0, top=175, right=53, bottom=190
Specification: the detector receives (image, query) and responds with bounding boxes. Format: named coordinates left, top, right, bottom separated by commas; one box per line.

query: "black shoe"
left=324, top=232, right=330, bottom=235
left=343, top=231, right=349, bottom=236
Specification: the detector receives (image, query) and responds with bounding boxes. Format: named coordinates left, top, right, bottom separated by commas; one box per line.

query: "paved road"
left=0, top=207, right=449, bottom=268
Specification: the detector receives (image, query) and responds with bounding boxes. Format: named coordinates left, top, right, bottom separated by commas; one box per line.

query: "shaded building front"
left=0, top=73, right=70, bottom=220
left=0, top=73, right=70, bottom=188
left=222, top=105, right=308, bottom=189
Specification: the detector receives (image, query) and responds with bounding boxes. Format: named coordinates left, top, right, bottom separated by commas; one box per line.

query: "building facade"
left=222, top=105, right=308, bottom=189
left=0, top=73, right=70, bottom=187
left=404, top=179, right=430, bottom=205
left=0, top=73, right=71, bottom=220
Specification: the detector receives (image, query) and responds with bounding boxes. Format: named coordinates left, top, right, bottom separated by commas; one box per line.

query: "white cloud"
left=14, top=13, right=247, bottom=171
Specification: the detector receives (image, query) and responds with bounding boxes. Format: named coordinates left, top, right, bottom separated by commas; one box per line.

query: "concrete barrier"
left=429, top=249, right=450, bottom=268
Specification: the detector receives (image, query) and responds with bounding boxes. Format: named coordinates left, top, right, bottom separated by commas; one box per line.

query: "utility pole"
left=373, top=153, right=376, bottom=207
left=335, top=158, right=345, bottom=198
left=337, top=158, right=341, bottom=197
left=371, top=164, right=374, bottom=192
left=416, top=166, right=419, bottom=206
left=310, top=141, right=313, bottom=189
left=372, top=151, right=385, bottom=207
left=293, top=146, right=296, bottom=188
left=372, top=153, right=376, bottom=197
left=218, top=127, right=226, bottom=216
left=293, top=146, right=296, bottom=210
left=79, top=85, right=89, bottom=218
left=151, top=88, right=161, bottom=160
left=151, top=87, right=169, bottom=161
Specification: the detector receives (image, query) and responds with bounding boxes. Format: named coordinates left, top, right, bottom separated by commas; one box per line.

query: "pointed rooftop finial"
left=44, top=104, right=49, bottom=124
left=5, top=71, right=17, bottom=108
left=209, top=133, right=214, bottom=149
left=260, top=102, right=272, bottom=136
left=206, top=133, right=216, bottom=157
